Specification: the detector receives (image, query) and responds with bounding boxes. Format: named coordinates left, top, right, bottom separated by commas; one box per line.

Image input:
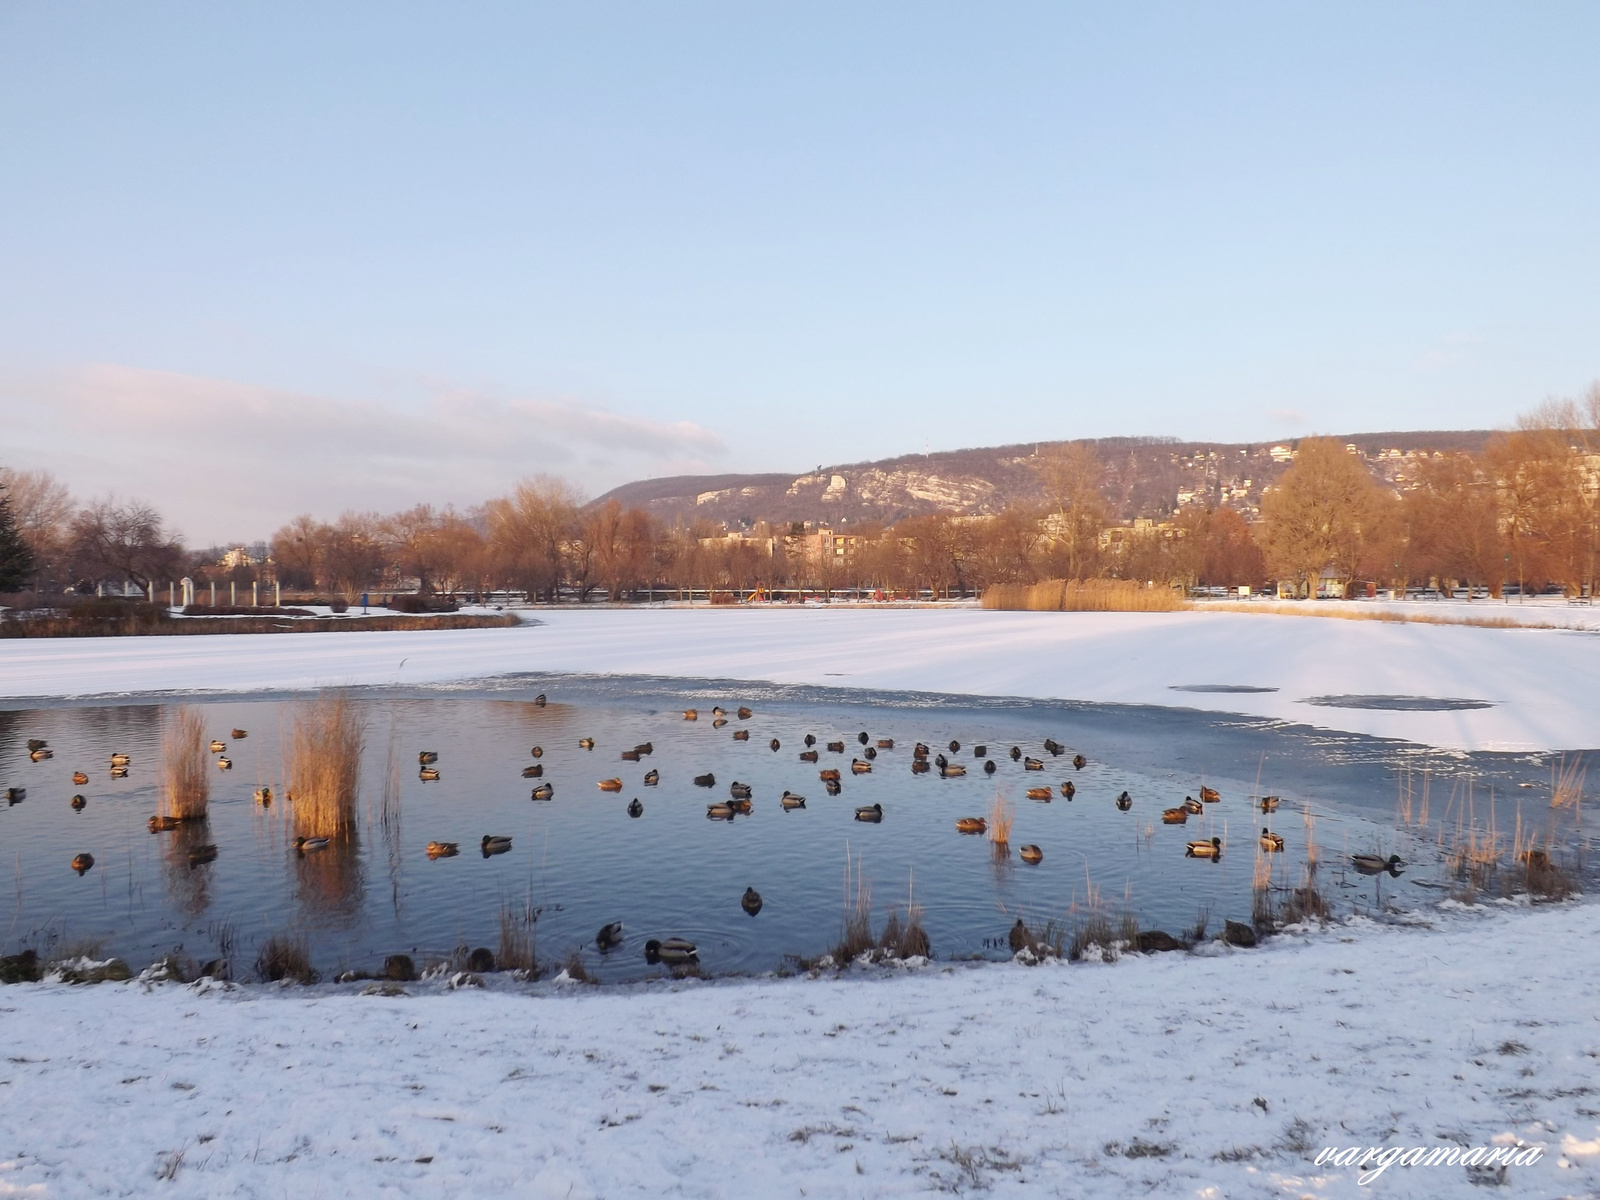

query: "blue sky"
left=2, top=4, right=1597, bottom=541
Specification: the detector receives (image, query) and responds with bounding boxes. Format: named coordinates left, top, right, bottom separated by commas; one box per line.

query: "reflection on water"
left=0, top=683, right=1590, bottom=983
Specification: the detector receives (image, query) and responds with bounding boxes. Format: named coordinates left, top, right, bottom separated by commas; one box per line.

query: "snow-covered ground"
left=1, top=898, right=1595, bottom=1198
left=2, top=606, right=1598, bottom=751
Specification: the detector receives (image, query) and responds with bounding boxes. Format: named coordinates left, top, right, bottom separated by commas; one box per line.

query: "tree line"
left=3, top=385, right=1598, bottom=601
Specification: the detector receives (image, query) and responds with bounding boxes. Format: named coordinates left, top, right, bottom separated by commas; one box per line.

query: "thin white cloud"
left=2, top=364, right=727, bottom=543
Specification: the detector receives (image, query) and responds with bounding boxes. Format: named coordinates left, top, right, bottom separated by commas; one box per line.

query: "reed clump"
left=1068, top=911, right=1140, bottom=961
left=982, top=579, right=1187, bottom=613
left=160, top=706, right=210, bottom=822
left=287, top=695, right=364, bottom=841
left=828, top=852, right=930, bottom=964
left=988, top=792, right=1015, bottom=845
left=255, top=933, right=318, bottom=984
left=497, top=896, right=540, bottom=976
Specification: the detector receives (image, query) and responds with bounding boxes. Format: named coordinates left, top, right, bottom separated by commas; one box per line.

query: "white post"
left=147, top=581, right=154, bottom=603
left=252, top=581, right=259, bottom=607
left=168, top=582, right=174, bottom=608
left=210, top=581, right=216, bottom=606
left=231, top=580, right=236, bottom=606
left=275, top=580, right=281, bottom=607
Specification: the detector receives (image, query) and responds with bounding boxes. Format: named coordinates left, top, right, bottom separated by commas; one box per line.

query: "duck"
left=769, top=738, right=781, bottom=751
left=635, top=742, right=654, bottom=757
left=254, top=786, right=273, bottom=805
left=1185, top=837, right=1223, bottom=859
left=732, top=729, right=750, bottom=741
left=480, top=835, right=513, bottom=855
left=534, top=693, right=547, bottom=708
left=418, top=751, right=439, bottom=764
left=934, top=753, right=948, bottom=769
left=1073, top=754, right=1087, bottom=770
left=712, top=707, right=727, bottom=718
left=780, top=791, right=806, bottom=810
left=1019, top=844, right=1044, bottom=864
left=972, top=744, right=987, bottom=757
left=579, top=738, right=595, bottom=750
left=1181, top=795, right=1204, bottom=815
left=1161, top=808, right=1188, bottom=824
left=110, top=753, right=130, bottom=767
left=827, top=741, right=845, bottom=753
left=911, top=760, right=931, bottom=775
left=189, top=844, right=219, bottom=866
left=1199, top=786, right=1221, bottom=804
left=819, top=768, right=842, bottom=782
left=1259, top=829, right=1285, bottom=852
left=939, top=762, right=967, bottom=777
left=799, top=749, right=819, bottom=762
left=643, top=769, right=659, bottom=786
left=683, top=709, right=698, bottom=720
left=26, top=739, right=47, bottom=751
left=738, top=707, right=753, bottom=720
left=804, top=734, right=817, bottom=747
left=1023, top=757, right=1044, bottom=771
left=1008, top=919, right=1034, bottom=954
left=596, top=921, right=624, bottom=951
left=216, top=756, right=232, bottom=771
left=426, top=841, right=459, bottom=858
left=1259, top=795, right=1281, bottom=813
left=876, top=739, right=895, bottom=749
left=71, top=851, right=95, bottom=875
left=627, top=798, right=644, bottom=818
left=712, top=717, right=728, bottom=728
left=621, top=749, right=641, bottom=762
left=1044, top=738, right=1063, bottom=756
left=231, top=728, right=248, bottom=739
left=947, top=740, right=960, bottom=753
left=522, top=764, right=544, bottom=778
left=864, top=746, right=877, bottom=760
left=30, top=748, right=52, bottom=762
left=857, top=732, right=870, bottom=745
left=1351, top=853, right=1404, bottom=876
left=851, top=759, right=873, bottom=774
left=1060, top=780, right=1076, bottom=799
left=729, top=781, right=753, bottom=799
left=294, top=836, right=329, bottom=854
left=741, top=887, right=763, bottom=916
left=72, top=771, right=89, bottom=785
left=694, top=773, right=716, bottom=788
left=706, top=803, right=736, bottom=821
left=955, top=816, right=988, bottom=834
left=983, top=759, right=997, bottom=774
left=531, top=783, right=555, bottom=801
left=1025, top=787, right=1052, bottom=801
left=209, top=740, right=227, bottom=753
left=644, top=937, right=697, bottom=965
left=1008, top=746, right=1022, bottom=761
left=1115, top=791, right=1132, bottom=811
left=419, top=767, right=441, bottom=782
left=854, top=803, right=883, bottom=823
left=70, top=794, right=86, bottom=810
left=148, top=814, right=182, bottom=831
left=530, top=746, right=544, bottom=758
left=913, top=743, right=930, bottom=760
left=825, top=779, right=843, bottom=795
left=110, top=764, right=129, bottom=778
left=598, top=778, right=624, bottom=792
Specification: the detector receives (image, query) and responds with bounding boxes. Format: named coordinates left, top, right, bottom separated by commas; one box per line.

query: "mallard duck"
left=635, top=742, right=654, bottom=756
left=706, top=803, right=736, bottom=820
left=254, top=786, right=273, bottom=805
left=1185, top=836, right=1222, bottom=859
left=26, top=739, right=47, bottom=751
left=864, top=746, right=877, bottom=760
left=1044, top=738, right=1063, bottom=756
left=72, top=771, right=89, bottom=785
left=1200, top=786, right=1220, bottom=804
left=6, top=786, right=24, bottom=804
left=769, top=738, right=781, bottom=751
left=947, top=739, right=960, bottom=753
left=780, top=791, right=806, bottom=809
left=534, top=693, right=547, bottom=708
left=598, top=778, right=624, bottom=792
left=522, top=764, right=544, bottom=778
left=294, top=836, right=329, bottom=854
left=71, top=851, right=94, bottom=875
left=825, top=779, right=843, bottom=794
left=819, top=768, right=841, bottom=782
left=110, top=753, right=130, bottom=767
left=983, top=759, right=997, bottom=774
left=1181, top=796, right=1204, bottom=815
left=854, top=803, right=883, bottom=823
left=30, top=748, right=52, bottom=762
left=1023, top=757, right=1044, bottom=771
left=110, top=765, right=129, bottom=779
left=531, top=783, right=554, bottom=801
left=1008, top=918, right=1035, bottom=954
left=955, top=816, right=987, bottom=834
left=189, top=844, right=219, bottom=865
left=209, top=740, right=227, bottom=753
left=1351, top=853, right=1404, bottom=876
left=877, top=738, right=895, bottom=749
left=934, top=752, right=948, bottom=769
left=216, top=756, right=232, bottom=771
left=738, top=707, right=753, bottom=720
left=851, top=758, right=873, bottom=774
left=1008, top=746, right=1022, bottom=761
left=418, top=751, right=438, bottom=764
left=426, top=841, right=459, bottom=858
left=643, top=769, right=659, bottom=786
left=1060, top=780, right=1076, bottom=799
left=683, top=709, right=698, bottom=720
left=70, top=794, right=86, bottom=810
left=480, top=835, right=513, bottom=855
left=231, top=728, right=248, bottom=739
left=579, top=737, right=595, bottom=750
left=911, top=760, right=931, bottom=774
left=1115, top=791, right=1132, bottom=811
left=644, top=937, right=697, bottom=965
left=741, top=886, right=763, bottom=916
left=827, top=741, right=845, bottom=753
left=1161, top=808, right=1188, bottom=824
left=804, top=734, right=817, bottom=747
left=1073, top=754, right=1087, bottom=770
left=732, top=729, right=749, bottom=741
left=712, top=707, right=727, bottom=718
left=627, top=798, right=643, bottom=818
left=530, top=746, right=544, bottom=758
left=148, top=814, right=182, bottom=831
left=799, top=749, right=819, bottom=762
left=1260, top=828, right=1285, bottom=852
left=972, top=744, right=987, bottom=757
left=621, top=749, right=641, bottom=762
left=597, top=921, right=624, bottom=950
left=729, top=781, right=753, bottom=799
left=1025, top=787, right=1052, bottom=801
left=1259, top=795, right=1281, bottom=813
left=727, top=796, right=753, bottom=815
left=913, top=742, right=930, bottom=759
left=694, top=772, right=716, bottom=788
left=712, top=717, right=728, bottom=728
left=419, top=767, right=441, bottom=781
left=1019, top=844, right=1043, bottom=864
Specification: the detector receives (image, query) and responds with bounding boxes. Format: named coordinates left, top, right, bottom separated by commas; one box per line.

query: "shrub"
left=287, top=695, right=363, bottom=840
left=256, top=934, right=318, bottom=984
left=160, top=707, right=209, bottom=822
left=982, top=579, right=1186, bottom=613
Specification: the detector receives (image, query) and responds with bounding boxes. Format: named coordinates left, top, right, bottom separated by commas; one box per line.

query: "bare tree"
left=66, top=497, right=184, bottom=590
left=1258, top=438, right=1391, bottom=595
left=0, top=468, right=74, bottom=589
left=1033, top=442, right=1107, bottom=580
left=486, top=475, right=582, bottom=601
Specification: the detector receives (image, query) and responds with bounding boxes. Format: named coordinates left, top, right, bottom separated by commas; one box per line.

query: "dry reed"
left=832, top=848, right=876, bottom=963
left=287, top=695, right=364, bottom=841
left=497, top=895, right=539, bottom=976
left=988, top=792, right=1015, bottom=845
left=1198, top=601, right=1550, bottom=631
left=160, top=707, right=210, bottom=822
left=982, top=579, right=1187, bottom=613
left=255, top=933, right=318, bottom=984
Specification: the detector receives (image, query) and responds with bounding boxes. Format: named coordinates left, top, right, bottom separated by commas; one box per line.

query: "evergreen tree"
left=0, top=484, right=36, bottom=592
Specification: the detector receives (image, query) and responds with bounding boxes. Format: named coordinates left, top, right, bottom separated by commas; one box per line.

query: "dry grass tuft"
left=988, top=791, right=1015, bottom=844
left=983, top=579, right=1187, bottom=613
left=1199, top=600, right=1538, bottom=630
left=497, top=895, right=540, bottom=976
left=255, top=933, right=318, bottom=984
left=160, top=707, right=210, bottom=822
left=832, top=849, right=876, bottom=963
left=561, top=950, right=593, bottom=983
left=287, top=695, right=364, bottom=840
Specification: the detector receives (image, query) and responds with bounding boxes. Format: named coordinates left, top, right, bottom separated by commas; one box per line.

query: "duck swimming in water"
left=1025, top=787, right=1052, bottom=801
left=741, top=887, right=763, bottom=916
left=426, top=841, right=459, bottom=858
left=418, top=751, right=439, bottom=764
left=851, top=759, right=873, bottom=774
left=481, top=835, right=513, bottom=855
left=598, top=778, right=624, bottom=792
left=579, top=738, right=595, bottom=750
left=729, top=781, right=753, bottom=799
left=983, top=759, right=997, bottom=774
left=621, top=749, right=641, bottom=762
left=597, top=922, right=624, bottom=950
left=1115, top=791, right=1132, bottom=811
left=770, top=738, right=781, bottom=751
left=534, top=694, right=546, bottom=708
left=854, top=803, right=883, bottom=823
left=209, top=740, right=227, bottom=753
left=643, top=769, right=659, bottom=786
left=1060, top=780, right=1075, bottom=799
left=1185, top=836, right=1223, bottom=859
left=71, top=852, right=94, bottom=875
left=1181, top=796, right=1204, bottom=815
left=877, top=739, right=894, bottom=749
left=683, top=709, right=698, bottom=720
left=738, top=707, right=753, bottom=720
left=1259, top=828, right=1284, bottom=852
left=913, top=743, right=930, bottom=760
left=216, top=756, right=232, bottom=771
left=189, top=844, right=219, bottom=866
left=706, top=803, right=736, bottom=820
left=694, top=773, right=716, bottom=788
left=627, top=798, right=643, bottom=818
left=295, top=836, right=329, bottom=854
left=780, top=791, right=806, bottom=809
left=419, top=767, right=441, bottom=782
left=1259, top=795, right=1281, bottom=813
left=1199, top=786, right=1220, bottom=804
left=1019, top=844, right=1043, bottom=864
left=1073, top=754, right=1087, bottom=770
left=827, top=741, right=845, bottom=753
left=522, top=764, right=544, bottom=778
left=799, top=749, right=819, bottom=762
left=911, top=760, right=931, bottom=774
left=530, top=746, right=544, bottom=758
left=804, top=734, right=816, bottom=747
left=819, top=768, right=841, bottom=783
left=939, top=762, right=966, bottom=777
left=70, top=794, right=86, bottom=810
left=732, top=729, right=749, bottom=741
left=531, top=783, right=554, bottom=801
left=1009, top=746, right=1021, bottom=761
left=1351, top=853, right=1404, bottom=876
left=72, top=771, right=89, bottom=785
left=955, top=817, right=987, bottom=834
left=1161, top=808, right=1188, bottom=824
left=644, top=937, right=697, bottom=965
left=1023, top=757, right=1044, bottom=771
left=254, top=786, right=273, bottom=805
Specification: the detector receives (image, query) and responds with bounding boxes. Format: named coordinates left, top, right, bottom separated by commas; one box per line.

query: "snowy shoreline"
left=2, top=896, right=1596, bottom=1198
